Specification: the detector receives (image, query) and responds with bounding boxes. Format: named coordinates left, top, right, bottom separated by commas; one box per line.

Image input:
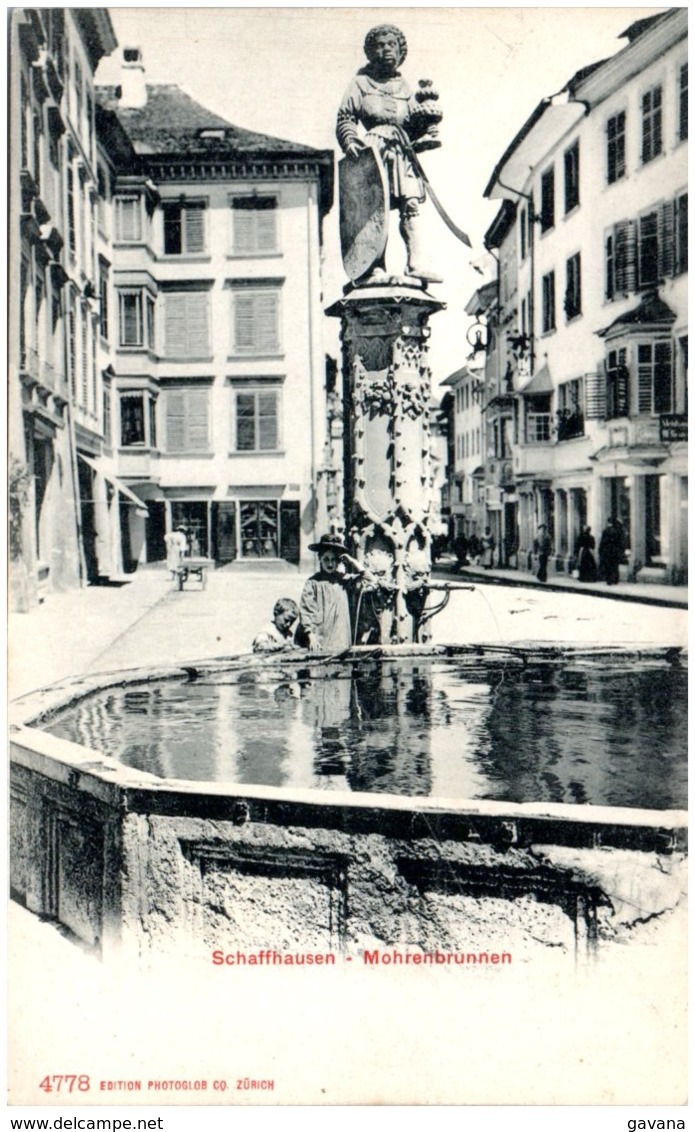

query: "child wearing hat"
left=300, top=534, right=366, bottom=652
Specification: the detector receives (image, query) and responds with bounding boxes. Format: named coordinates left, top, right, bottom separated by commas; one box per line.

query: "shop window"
left=239, top=500, right=279, bottom=558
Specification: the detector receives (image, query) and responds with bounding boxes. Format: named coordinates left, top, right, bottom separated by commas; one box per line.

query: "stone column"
left=327, top=283, right=445, bottom=643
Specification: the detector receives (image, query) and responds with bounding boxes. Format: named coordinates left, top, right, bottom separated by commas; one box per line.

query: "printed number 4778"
left=39, top=1075, right=90, bottom=1093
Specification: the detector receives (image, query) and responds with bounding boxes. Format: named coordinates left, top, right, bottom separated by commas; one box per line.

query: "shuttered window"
left=584, top=371, right=606, bottom=420
left=541, top=271, right=555, bottom=333
left=231, top=289, right=281, bottom=355
left=638, top=342, right=673, bottom=415
left=605, top=348, right=629, bottom=420
left=164, top=292, right=210, bottom=358
left=606, top=220, right=636, bottom=299
left=564, top=141, right=580, bottom=212
left=114, top=196, right=142, bottom=242
left=540, top=168, right=554, bottom=232
left=606, top=111, right=626, bottom=184
left=165, top=388, right=210, bottom=452
left=679, top=64, right=688, bottom=141
left=641, top=85, right=662, bottom=164
left=674, top=193, right=688, bottom=275
left=637, top=211, right=659, bottom=288
left=564, top=253, right=581, bottom=320
left=234, top=389, right=279, bottom=452
left=162, top=200, right=206, bottom=255
left=231, top=196, right=278, bottom=254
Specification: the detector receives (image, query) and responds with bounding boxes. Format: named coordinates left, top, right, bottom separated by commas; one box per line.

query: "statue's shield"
left=339, top=144, right=389, bottom=282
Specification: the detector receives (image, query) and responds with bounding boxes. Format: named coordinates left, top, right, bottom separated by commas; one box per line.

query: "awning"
left=78, top=453, right=149, bottom=517
left=519, top=363, right=553, bottom=396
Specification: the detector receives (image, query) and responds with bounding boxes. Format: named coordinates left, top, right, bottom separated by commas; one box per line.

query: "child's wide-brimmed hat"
left=308, top=534, right=349, bottom=556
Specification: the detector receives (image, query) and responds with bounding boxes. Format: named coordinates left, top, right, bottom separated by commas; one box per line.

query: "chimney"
left=119, top=46, right=147, bottom=109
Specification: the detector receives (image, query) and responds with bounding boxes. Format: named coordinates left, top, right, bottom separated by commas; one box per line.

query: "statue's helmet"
left=363, top=25, right=408, bottom=65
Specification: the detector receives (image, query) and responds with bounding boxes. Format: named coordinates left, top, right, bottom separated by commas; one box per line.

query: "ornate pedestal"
left=327, top=282, right=445, bottom=643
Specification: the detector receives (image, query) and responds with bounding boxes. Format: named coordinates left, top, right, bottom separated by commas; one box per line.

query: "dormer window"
left=199, top=128, right=225, bottom=140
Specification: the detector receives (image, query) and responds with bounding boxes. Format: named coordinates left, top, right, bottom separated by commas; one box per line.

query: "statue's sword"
left=400, top=132, right=472, bottom=249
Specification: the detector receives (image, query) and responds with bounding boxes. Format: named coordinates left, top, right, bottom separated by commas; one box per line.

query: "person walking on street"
left=599, top=517, right=622, bottom=585
left=575, top=525, right=598, bottom=583
left=535, top=524, right=552, bottom=582
left=165, top=526, right=187, bottom=579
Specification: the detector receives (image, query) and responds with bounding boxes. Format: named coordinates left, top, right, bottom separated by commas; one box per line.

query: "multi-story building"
left=96, top=49, right=334, bottom=570
left=440, top=362, right=486, bottom=542
left=483, top=8, right=687, bottom=582
left=9, top=9, right=118, bottom=608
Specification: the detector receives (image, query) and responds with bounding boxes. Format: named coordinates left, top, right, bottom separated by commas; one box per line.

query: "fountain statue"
left=328, top=24, right=467, bottom=643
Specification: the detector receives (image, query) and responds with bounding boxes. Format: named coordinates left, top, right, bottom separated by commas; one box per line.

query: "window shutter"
left=233, top=209, right=256, bottom=255
left=185, top=292, right=209, bottom=355
left=279, top=501, right=300, bottom=564
left=186, top=389, right=209, bottom=451
left=615, top=220, right=636, bottom=293
left=658, top=200, right=675, bottom=278
left=584, top=371, right=605, bottom=419
left=255, top=292, right=279, bottom=352
left=185, top=205, right=205, bottom=253
left=234, top=292, right=256, bottom=351
left=654, top=341, right=673, bottom=414
left=256, top=204, right=277, bottom=252
left=165, top=293, right=187, bottom=357
left=637, top=344, right=653, bottom=414
left=166, top=390, right=186, bottom=451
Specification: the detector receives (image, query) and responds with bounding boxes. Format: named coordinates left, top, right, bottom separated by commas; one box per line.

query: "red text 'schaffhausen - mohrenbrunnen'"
left=211, top=950, right=513, bottom=966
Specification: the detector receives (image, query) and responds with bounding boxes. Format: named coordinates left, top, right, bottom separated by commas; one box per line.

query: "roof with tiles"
left=96, top=83, right=329, bottom=159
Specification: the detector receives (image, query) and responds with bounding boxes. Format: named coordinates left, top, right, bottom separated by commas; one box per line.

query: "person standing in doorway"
left=481, top=527, right=495, bottom=569
left=535, top=524, right=552, bottom=582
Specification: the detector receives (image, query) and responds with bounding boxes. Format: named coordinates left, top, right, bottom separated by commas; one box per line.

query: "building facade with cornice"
left=10, top=9, right=119, bottom=609
left=483, top=7, right=687, bottom=583
left=96, top=50, right=334, bottom=570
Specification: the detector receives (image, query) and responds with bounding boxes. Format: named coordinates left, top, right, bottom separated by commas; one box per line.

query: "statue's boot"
left=401, top=214, right=443, bottom=284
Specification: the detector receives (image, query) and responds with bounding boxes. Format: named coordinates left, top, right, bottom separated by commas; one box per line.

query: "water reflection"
left=44, top=657, right=687, bottom=810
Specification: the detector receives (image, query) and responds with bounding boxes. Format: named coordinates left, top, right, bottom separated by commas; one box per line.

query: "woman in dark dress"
left=575, top=525, right=598, bottom=582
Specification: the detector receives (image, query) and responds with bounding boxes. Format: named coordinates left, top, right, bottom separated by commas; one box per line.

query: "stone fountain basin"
left=10, top=645, right=687, bottom=964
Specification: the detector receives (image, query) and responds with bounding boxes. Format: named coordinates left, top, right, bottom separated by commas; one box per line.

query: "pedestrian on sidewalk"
left=299, top=535, right=367, bottom=652
left=535, top=524, right=552, bottom=582
left=575, top=525, right=598, bottom=583
left=599, top=517, right=622, bottom=585
left=453, top=532, right=469, bottom=569
left=481, top=527, right=495, bottom=569
left=253, top=598, right=304, bottom=653
left=164, top=526, right=187, bottom=579
left=468, top=533, right=482, bottom=565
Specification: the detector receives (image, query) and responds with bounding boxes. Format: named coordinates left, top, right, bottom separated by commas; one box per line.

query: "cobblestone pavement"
left=9, top=562, right=687, bottom=701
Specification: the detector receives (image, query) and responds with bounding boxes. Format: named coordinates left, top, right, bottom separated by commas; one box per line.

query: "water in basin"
left=42, top=653, right=687, bottom=810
